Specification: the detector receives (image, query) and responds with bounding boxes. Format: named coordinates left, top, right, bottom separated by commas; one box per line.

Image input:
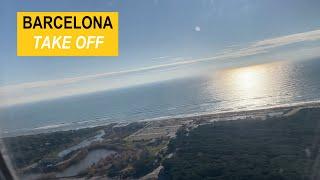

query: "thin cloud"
left=150, top=56, right=172, bottom=60
left=252, top=29, right=320, bottom=48
left=1, top=29, right=320, bottom=96
left=151, top=56, right=171, bottom=59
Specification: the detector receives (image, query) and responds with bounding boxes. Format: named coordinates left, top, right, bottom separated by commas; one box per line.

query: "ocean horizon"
left=1, top=58, right=320, bottom=136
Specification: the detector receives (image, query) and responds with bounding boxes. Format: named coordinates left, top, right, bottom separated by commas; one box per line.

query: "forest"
left=160, top=108, right=320, bottom=180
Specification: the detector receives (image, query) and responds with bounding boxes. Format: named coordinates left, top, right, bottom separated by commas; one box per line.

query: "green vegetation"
left=3, top=126, right=107, bottom=168
left=132, top=150, right=157, bottom=178
left=92, top=137, right=166, bottom=179
left=2, top=122, right=147, bottom=171
left=105, top=148, right=158, bottom=178
left=161, top=108, right=320, bottom=180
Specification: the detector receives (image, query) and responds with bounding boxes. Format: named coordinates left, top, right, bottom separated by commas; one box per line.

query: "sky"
left=1, top=0, right=320, bottom=107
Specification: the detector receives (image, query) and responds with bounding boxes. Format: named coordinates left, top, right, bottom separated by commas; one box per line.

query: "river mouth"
left=56, top=149, right=116, bottom=178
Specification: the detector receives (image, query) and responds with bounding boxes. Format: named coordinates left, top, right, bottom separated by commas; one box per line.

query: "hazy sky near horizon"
left=1, top=0, right=320, bottom=106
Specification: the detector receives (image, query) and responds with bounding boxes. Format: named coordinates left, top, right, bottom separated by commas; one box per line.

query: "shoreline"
left=2, top=100, right=320, bottom=138
left=3, top=101, right=320, bottom=179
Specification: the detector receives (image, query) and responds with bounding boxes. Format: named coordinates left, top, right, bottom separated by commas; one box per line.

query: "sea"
left=1, top=58, right=320, bottom=137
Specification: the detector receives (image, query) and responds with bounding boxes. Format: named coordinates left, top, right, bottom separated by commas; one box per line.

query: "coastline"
left=2, top=100, right=320, bottom=138
left=2, top=100, right=320, bottom=179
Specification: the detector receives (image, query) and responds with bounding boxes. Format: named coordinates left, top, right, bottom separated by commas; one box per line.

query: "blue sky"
left=1, top=0, right=320, bottom=106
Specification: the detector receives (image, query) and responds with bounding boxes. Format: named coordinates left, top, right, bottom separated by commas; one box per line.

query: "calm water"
left=56, top=149, right=115, bottom=177
left=1, top=59, right=320, bottom=136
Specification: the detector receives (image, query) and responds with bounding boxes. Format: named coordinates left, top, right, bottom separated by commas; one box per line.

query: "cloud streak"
left=253, top=29, right=320, bottom=48
left=1, top=29, right=320, bottom=103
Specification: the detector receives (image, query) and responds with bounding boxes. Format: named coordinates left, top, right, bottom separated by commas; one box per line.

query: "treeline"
left=160, top=108, right=320, bottom=180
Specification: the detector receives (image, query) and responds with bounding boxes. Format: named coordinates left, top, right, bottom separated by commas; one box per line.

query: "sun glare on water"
left=206, top=62, right=292, bottom=109
left=230, top=66, right=265, bottom=96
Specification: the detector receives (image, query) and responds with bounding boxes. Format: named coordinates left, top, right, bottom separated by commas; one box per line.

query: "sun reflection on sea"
left=228, top=65, right=267, bottom=98
left=205, top=62, right=295, bottom=111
